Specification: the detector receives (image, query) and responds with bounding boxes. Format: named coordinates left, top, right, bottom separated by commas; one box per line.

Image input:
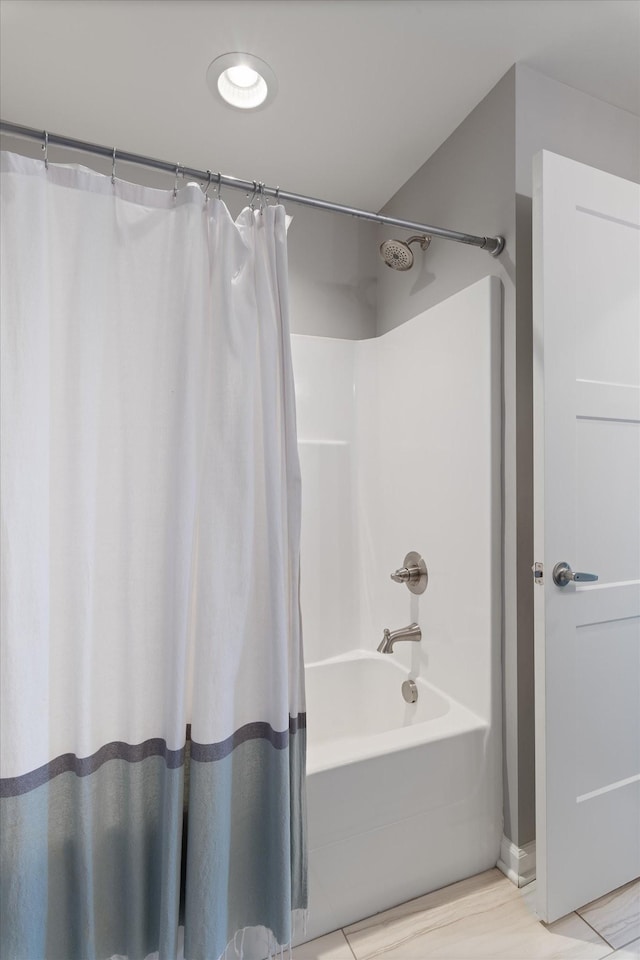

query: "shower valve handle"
left=389, top=552, right=428, bottom=595
left=391, top=567, right=413, bottom=583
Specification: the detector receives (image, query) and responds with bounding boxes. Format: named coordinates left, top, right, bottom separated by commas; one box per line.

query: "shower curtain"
left=0, top=151, right=307, bottom=960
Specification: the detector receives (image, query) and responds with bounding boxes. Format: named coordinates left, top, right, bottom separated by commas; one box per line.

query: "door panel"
left=574, top=209, right=639, bottom=384
left=574, top=618, right=640, bottom=799
left=533, top=150, right=640, bottom=923
left=575, top=420, right=640, bottom=582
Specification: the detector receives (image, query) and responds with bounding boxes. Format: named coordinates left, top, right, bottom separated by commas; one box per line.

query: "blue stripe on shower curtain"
left=0, top=721, right=306, bottom=959
left=185, top=720, right=308, bottom=959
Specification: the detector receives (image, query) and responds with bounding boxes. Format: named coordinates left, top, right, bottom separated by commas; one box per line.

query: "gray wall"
left=515, top=64, right=640, bottom=197
left=376, top=67, right=522, bottom=844
left=0, top=133, right=377, bottom=341
left=375, top=68, right=516, bottom=336
left=285, top=203, right=377, bottom=340
left=375, top=64, right=640, bottom=850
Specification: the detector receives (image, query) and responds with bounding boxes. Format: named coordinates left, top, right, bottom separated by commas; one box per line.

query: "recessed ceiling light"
left=206, top=53, right=277, bottom=111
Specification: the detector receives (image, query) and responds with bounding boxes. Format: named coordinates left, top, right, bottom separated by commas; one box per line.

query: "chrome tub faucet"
left=377, top=622, right=422, bottom=653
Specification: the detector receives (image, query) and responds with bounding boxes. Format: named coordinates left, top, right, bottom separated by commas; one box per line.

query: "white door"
left=533, top=150, right=640, bottom=923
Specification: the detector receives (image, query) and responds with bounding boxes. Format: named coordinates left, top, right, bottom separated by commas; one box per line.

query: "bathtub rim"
left=304, top=649, right=488, bottom=776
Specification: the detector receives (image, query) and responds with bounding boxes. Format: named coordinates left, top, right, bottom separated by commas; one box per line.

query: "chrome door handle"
left=552, top=561, right=599, bottom=587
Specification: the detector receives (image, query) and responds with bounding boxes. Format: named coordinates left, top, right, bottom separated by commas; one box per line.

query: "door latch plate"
left=532, top=562, right=544, bottom=585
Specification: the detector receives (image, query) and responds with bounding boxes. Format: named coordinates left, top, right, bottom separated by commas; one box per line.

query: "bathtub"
left=302, top=650, right=501, bottom=942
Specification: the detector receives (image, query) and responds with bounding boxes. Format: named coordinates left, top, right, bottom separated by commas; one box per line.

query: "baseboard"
left=497, top=836, right=536, bottom=888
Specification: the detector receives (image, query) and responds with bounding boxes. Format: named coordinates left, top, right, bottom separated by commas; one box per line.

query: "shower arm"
left=0, top=119, right=505, bottom=257
left=405, top=235, right=430, bottom=249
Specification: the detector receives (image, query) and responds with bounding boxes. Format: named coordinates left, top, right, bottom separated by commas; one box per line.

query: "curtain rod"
left=0, top=120, right=505, bottom=256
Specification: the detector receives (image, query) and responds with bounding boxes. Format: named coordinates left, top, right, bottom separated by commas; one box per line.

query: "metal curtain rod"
left=0, top=120, right=505, bottom=256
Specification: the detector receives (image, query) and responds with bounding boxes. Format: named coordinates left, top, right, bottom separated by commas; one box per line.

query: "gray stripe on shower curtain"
left=0, top=715, right=307, bottom=798
left=0, top=740, right=187, bottom=798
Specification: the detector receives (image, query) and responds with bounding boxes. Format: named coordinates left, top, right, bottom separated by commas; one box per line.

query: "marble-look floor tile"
left=610, top=939, right=640, bottom=959
left=578, top=879, right=640, bottom=949
left=292, top=929, right=355, bottom=960
left=344, top=868, right=611, bottom=960
left=345, top=869, right=513, bottom=943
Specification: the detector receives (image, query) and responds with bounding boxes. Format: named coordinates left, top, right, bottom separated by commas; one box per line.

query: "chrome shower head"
left=379, top=234, right=431, bottom=271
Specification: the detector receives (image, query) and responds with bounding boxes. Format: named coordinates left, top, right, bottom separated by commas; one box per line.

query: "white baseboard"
left=497, top=836, right=536, bottom=888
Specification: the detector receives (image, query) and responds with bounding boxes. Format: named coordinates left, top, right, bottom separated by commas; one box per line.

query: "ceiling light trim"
left=206, top=52, right=278, bottom=112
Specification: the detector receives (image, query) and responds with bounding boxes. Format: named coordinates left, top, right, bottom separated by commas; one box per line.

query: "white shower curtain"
left=0, top=151, right=307, bottom=960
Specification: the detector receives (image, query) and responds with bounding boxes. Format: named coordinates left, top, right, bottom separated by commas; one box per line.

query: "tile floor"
left=292, top=869, right=640, bottom=960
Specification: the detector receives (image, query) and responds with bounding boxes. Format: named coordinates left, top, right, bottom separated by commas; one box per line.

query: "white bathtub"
left=302, top=651, right=501, bottom=942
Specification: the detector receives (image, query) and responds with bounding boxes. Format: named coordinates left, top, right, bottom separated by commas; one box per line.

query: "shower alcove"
left=292, top=276, right=503, bottom=941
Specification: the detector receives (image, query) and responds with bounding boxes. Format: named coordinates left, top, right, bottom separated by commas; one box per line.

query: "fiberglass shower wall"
left=292, top=275, right=502, bottom=724
left=292, top=336, right=360, bottom=662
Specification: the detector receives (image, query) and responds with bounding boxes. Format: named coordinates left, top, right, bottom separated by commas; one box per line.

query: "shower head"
left=379, top=234, right=431, bottom=271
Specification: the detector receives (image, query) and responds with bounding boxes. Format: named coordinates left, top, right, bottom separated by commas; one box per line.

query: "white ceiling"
left=1, top=0, right=638, bottom=210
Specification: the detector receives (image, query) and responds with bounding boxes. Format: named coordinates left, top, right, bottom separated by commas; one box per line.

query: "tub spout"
left=377, top=623, right=421, bottom=653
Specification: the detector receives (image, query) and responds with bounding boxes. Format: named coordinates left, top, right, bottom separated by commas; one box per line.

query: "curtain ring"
left=216, top=172, right=222, bottom=200
left=111, top=147, right=117, bottom=185
left=203, top=169, right=213, bottom=201
left=275, top=186, right=281, bottom=206
left=248, top=180, right=258, bottom=210
left=42, top=130, right=49, bottom=170
left=258, top=182, right=266, bottom=215
left=173, top=163, right=181, bottom=201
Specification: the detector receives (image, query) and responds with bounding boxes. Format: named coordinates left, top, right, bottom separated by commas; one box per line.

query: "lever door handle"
left=552, top=561, right=599, bottom=587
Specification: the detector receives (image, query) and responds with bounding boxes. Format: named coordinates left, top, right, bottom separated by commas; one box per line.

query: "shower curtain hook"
left=203, top=169, right=213, bottom=202
left=173, top=163, right=181, bottom=201
left=42, top=130, right=49, bottom=170
left=275, top=186, right=281, bottom=206
left=258, top=182, right=266, bottom=215
left=111, top=147, right=117, bottom=185
left=248, top=180, right=258, bottom=210
left=216, top=172, right=222, bottom=200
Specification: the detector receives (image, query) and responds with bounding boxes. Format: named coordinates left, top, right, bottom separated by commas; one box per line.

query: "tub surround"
left=292, top=277, right=502, bottom=940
